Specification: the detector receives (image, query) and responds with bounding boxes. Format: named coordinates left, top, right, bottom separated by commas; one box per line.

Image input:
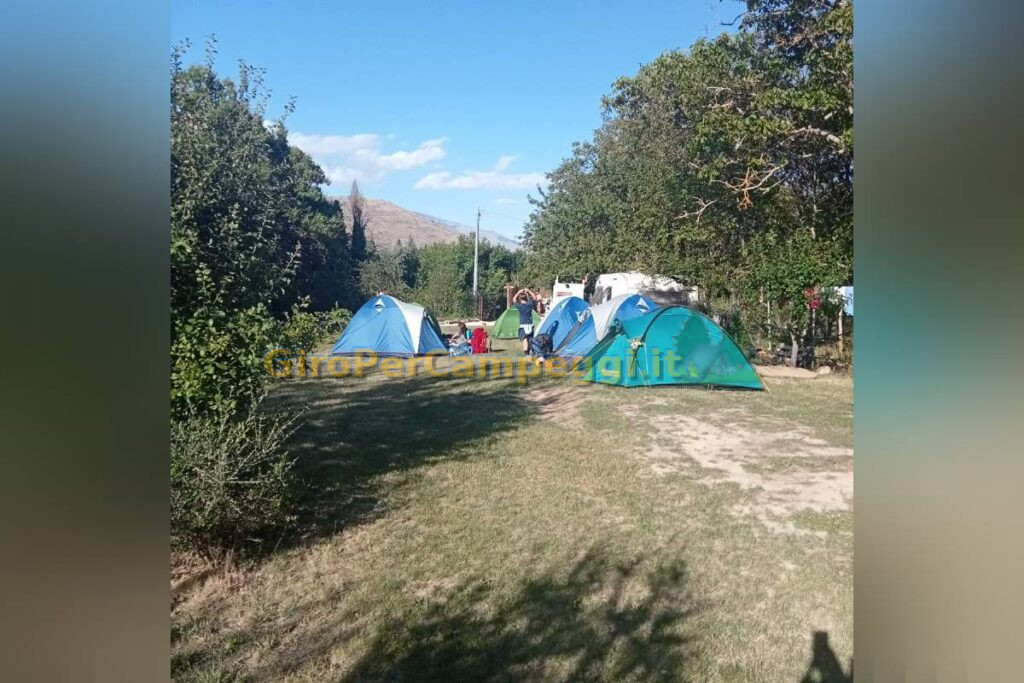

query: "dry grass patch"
left=171, top=369, right=852, bottom=682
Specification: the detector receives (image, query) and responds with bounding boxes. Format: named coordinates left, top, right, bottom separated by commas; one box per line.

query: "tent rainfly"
left=331, top=295, right=447, bottom=356
left=492, top=307, right=542, bottom=339
left=554, top=293, right=657, bottom=359
left=535, top=295, right=588, bottom=350
left=578, top=306, right=763, bottom=389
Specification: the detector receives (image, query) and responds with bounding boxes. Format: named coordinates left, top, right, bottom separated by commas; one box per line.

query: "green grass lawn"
left=172, top=336, right=852, bottom=682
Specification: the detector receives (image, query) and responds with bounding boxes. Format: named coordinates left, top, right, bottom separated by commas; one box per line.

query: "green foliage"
left=170, top=39, right=359, bottom=557
left=414, top=241, right=475, bottom=318
left=359, top=249, right=414, bottom=300
left=170, top=303, right=281, bottom=420
left=171, top=38, right=357, bottom=418
left=170, top=394, right=298, bottom=559
left=281, top=302, right=352, bottom=352
left=522, top=0, right=852, bottom=358
left=317, top=306, right=353, bottom=343
left=358, top=236, right=525, bottom=319
left=349, top=180, right=369, bottom=267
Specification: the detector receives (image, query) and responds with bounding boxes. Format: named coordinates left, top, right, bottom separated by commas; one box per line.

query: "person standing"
left=513, top=288, right=538, bottom=353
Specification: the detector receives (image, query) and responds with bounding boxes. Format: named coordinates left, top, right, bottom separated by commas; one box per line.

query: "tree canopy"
left=359, top=236, right=524, bottom=320
left=170, top=40, right=359, bottom=417
left=523, top=0, right=852, bottom=355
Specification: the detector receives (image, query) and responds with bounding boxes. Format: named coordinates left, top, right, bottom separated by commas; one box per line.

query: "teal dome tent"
left=578, top=306, right=763, bottom=389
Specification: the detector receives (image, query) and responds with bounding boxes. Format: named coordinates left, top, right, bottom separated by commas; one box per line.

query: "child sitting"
left=448, top=322, right=473, bottom=356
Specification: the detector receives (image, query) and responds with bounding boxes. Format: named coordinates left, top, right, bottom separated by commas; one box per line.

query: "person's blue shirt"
left=515, top=298, right=535, bottom=324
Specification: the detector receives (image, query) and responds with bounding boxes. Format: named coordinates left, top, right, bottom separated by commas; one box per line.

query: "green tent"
left=578, top=306, right=763, bottom=389
left=492, top=307, right=541, bottom=339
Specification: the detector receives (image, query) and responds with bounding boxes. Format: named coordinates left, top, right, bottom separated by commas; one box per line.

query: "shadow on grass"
left=178, top=544, right=699, bottom=682
left=342, top=547, right=699, bottom=681
left=800, top=631, right=853, bottom=683
left=267, top=371, right=535, bottom=547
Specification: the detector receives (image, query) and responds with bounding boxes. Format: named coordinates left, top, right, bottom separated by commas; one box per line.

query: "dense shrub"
left=171, top=395, right=298, bottom=559
left=170, top=303, right=281, bottom=420
left=170, top=40, right=362, bottom=558
left=358, top=236, right=524, bottom=319
left=281, top=303, right=352, bottom=352
left=317, top=306, right=352, bottom=342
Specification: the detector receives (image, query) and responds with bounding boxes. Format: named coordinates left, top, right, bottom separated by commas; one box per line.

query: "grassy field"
left=172, top=335, right=852, bottom=682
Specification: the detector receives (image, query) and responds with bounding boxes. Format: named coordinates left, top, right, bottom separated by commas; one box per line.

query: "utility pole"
left=472, top=207, right=480, bottom=297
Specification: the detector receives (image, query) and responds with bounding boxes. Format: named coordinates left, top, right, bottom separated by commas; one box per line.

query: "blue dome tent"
left=331, top=295, right=447, bottom=357
left=554, top=293, right=657, bottom=360
left=535, top=295, right=588, bottom=350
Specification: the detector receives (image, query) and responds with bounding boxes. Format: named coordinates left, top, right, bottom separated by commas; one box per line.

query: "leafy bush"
left=169, top=42, right=362, bottom=560
left=280, top=302, right=321, bottom=353
left=360, top=236, right=524, bottom=319
left=359, top=250, right=413, bottom=300
left=317, top=306, right=352, bottom=341
left=171, top=396, right=298, bottom=559
left=171, top=41, right=359, bottom=419
left=281, top=302, right=352, bottom=352
left=170, top=304, right=282, bottom=420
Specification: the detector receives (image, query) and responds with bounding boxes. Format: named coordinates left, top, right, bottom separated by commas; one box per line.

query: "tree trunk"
left=808, top=308, right=816, bottom=367
left=789, top=331, right=799, bottom=367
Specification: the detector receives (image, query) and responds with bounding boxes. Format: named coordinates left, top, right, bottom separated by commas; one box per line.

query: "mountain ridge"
left=329, top=196, right=520, bottom=250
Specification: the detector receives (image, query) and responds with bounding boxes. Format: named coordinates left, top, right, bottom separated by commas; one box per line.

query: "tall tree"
left=170, top=39, right=355, bottom=416
left=522, top=0, right=852, bottom=361
left=349, top=180, right=369, bottom=266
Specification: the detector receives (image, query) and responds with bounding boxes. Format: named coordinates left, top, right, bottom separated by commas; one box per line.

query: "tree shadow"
left=800, top=630, right=853, bottom=683
left=266, top=370, right=536, bottom=548
left=173, top=544, right=699, bottom=681
left=342, top=546, right=699, bottom=682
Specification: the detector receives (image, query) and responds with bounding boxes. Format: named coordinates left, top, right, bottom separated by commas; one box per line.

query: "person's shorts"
left=518, top=324, right=533, bottom=340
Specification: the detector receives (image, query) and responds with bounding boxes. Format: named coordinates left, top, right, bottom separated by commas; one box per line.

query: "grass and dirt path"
left=172, top=337, right=852, bottom=681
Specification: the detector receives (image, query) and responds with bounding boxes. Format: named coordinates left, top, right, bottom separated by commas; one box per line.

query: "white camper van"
left=552, top=278, right=585, bottom=301
left=592, top=271, right=698, bottom=307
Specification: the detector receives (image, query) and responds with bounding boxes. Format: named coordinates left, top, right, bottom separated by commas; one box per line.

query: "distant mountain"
left=329, top=196, right=520, bottom=250
left=420, top=212, right=521, bottom=251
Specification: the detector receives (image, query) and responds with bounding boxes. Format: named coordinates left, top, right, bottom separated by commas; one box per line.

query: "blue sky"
left=172, top=0, right=743, bottom=241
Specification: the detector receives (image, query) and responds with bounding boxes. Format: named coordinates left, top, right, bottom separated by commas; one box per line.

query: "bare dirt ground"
left=524, top=385, right=585, bottom=425
left=620, top=401, right=852, bottom=536
left=755, top=365, right=818, bottom=379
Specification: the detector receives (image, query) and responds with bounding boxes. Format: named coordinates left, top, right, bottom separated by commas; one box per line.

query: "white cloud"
left=351, top=138, right=446, bottom=171
left=494, top=155, right=516, bottom=171
left=414, top=156, right=546, bottom=190
left=287, top=132, right=447, bottom=186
